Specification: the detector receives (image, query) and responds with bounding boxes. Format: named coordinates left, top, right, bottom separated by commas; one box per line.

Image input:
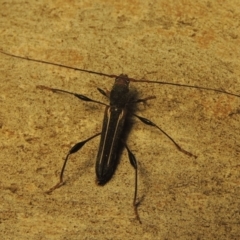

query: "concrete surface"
left=0, top=0, right=240, bottom=239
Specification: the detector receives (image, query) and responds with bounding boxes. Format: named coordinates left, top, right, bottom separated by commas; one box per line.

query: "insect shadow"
left=1, top=50, right=239, bottom=223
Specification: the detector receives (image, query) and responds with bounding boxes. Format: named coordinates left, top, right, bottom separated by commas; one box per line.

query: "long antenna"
left=1, top=50, right=239, bottom=98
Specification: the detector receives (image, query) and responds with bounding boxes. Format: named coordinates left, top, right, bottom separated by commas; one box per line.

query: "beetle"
left=0, top=50, right=239, bottom=223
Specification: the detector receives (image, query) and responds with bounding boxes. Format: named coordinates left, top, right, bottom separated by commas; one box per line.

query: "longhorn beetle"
left=1, top=50, right=239, bottom=223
